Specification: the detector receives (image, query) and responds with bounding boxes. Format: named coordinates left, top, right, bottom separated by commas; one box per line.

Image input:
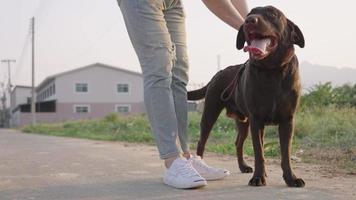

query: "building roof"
left=11, top=85, right=32, bottom=94
left=13, top=85, right=32, bottom=89
left=36, top=63, right=142, bottom=91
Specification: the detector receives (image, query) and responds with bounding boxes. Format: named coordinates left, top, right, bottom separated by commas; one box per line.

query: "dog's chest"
left=245, top=67, right=297, bottom=124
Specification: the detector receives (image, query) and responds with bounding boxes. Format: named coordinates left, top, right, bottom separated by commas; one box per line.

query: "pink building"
left=12, top=63, right=145, bottom=127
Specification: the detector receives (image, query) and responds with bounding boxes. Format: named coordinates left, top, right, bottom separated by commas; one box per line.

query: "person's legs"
left=118, top=0, right=225, bottom=186
left=119, top=0, right=180, bottom=162
left=118, top=1, right=205, bottom=188
left=163, top=0, right=190, bottom=157
left=163, top=1, right=230, bottom=181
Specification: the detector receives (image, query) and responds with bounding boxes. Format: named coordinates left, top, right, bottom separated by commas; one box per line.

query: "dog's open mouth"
left=244, top=32, right=277, bottom=60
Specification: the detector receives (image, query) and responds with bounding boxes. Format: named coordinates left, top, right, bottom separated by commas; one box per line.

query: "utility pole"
left=1, top=93, right=7, bottom=127
left=1, top=93, right=6, bottom=127
left=0, top=82, right=6, bottom=127
left=31, top=17, right=36, bottom=125
left=0, top=83, right=5, bottom=127
left=1, top=59, right=16, bottom=127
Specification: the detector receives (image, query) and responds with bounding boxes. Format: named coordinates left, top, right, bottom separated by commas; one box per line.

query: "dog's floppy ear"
left=287, top=19, right=305, bottom=48
left=236, top=25, right=246, bottom=50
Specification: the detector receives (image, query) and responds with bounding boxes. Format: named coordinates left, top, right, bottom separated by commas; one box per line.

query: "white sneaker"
left=163, top=157, right=207, bottom=189
left=189, top=155, right=230, bottom=181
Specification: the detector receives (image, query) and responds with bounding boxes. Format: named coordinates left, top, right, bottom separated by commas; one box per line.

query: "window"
left=74, top=105, right=90, bottom=113
left=116, top=105, right=130, bottom=113
left=117, top=83, right=129, bottom=93
left=75, top=83, right=88, bottom=93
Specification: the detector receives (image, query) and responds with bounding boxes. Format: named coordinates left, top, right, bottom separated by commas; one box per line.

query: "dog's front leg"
left=249, top=119, right=267, bottom=186
left=279, top=120, right=305, bottom=187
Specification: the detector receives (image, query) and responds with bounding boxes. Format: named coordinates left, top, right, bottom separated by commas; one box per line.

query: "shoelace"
left=175, top=160, right=201, bottom=178
left=191, top=158, right=217, bottom=173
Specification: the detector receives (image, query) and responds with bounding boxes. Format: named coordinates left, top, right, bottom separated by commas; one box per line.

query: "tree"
left=301, top=82, right=336, bottom=107
left=300, top=83, right=356, bottom=108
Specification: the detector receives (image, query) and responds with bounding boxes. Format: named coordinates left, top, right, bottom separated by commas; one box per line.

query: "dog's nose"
left=245, top=15, right=258, bottom=25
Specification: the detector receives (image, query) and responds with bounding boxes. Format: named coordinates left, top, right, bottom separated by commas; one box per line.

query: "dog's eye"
left=267, top=12, right=278, bottom=18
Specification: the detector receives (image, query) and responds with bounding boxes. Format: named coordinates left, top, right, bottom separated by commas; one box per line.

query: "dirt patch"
left=302, top=147, right=356, bottom=174
left=203, top=151, right=356, bottom=199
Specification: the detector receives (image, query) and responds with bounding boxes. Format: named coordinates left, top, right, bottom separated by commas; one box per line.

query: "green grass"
left=22, top=107, right=356, bottom=173
left=295, top=106, right=356, bottom=172
left=22, top=113, right=154, bottom=143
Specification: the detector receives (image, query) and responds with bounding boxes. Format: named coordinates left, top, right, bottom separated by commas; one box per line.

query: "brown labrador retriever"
left=188, top=6, right=305, bottom=187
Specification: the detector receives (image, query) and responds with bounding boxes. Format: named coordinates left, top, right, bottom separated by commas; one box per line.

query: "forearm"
left=231, top=0, right=249, bottom=18
left=202, top=0, right=248, bottom=30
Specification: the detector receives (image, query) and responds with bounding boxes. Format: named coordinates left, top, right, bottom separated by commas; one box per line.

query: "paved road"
left=0, top=129, right=355, bottom=200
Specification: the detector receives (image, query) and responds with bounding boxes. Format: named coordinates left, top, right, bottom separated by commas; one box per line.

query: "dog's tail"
left=187, top=85, right=208, bottom=101
left=188, top=69, right=224, bottom=101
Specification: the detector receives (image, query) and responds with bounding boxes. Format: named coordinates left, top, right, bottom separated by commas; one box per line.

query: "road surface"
left=0, top=129, right=355, bottom=200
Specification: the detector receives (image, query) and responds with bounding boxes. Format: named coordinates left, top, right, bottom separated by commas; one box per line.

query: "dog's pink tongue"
left=244, top=38, right=271, bottom=55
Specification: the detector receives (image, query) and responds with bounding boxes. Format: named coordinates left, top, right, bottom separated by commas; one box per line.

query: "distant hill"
left=300, top=61, right=356, bottom=89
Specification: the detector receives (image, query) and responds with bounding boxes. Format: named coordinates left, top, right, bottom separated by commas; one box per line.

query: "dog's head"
left=236, top=6, right=304, bottom=62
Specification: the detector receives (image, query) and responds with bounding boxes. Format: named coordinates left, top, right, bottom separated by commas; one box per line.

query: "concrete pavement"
left=0, top=129, right=355, bottom=200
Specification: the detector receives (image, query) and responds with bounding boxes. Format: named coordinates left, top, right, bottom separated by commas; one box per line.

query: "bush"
left=301, top=82, right=356, bottom=108
left=104, top=113, right=119, bottom=122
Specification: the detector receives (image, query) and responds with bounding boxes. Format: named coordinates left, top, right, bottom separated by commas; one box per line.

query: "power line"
left=32, top=0, right=51, bottom=19
left=13, top=30, right=31, bottom=83
left=52, top=22, right=117, bottom=69
left=13, top=1, right=119, bottom=86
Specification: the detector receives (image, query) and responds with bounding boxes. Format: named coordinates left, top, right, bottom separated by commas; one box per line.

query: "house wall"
left=13, top=64, right=146, bottom=127
left=56, top=65, right=144, bottom=103
left=13, top=102, right=146, bottom=127
left=56, top=102, right=145, bottom=118
left=11, top=87, right=31, bottom=111
left=37, top=80, right=56, bottom=102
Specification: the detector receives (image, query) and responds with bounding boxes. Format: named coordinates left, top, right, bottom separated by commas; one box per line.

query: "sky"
left=0, top=0, right=355, bottom=90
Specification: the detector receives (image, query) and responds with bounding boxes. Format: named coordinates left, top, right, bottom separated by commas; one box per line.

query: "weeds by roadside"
left=22, top=106, right=356, bottom=174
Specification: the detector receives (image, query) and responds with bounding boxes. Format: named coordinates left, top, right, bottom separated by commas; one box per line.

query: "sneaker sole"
left=203, top=171, right=230, bottom=181
left=163, top=179, right=207, bottom=189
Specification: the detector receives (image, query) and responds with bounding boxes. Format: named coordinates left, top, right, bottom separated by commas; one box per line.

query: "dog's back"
left=188, top=65, right=245, bottom=101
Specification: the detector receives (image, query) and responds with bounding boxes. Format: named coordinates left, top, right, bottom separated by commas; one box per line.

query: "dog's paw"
left=248, top=176, right=266, bottom=186
left=239, top=165, right=253, bottom=173
left=284, top=177, right=305, bottom=187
